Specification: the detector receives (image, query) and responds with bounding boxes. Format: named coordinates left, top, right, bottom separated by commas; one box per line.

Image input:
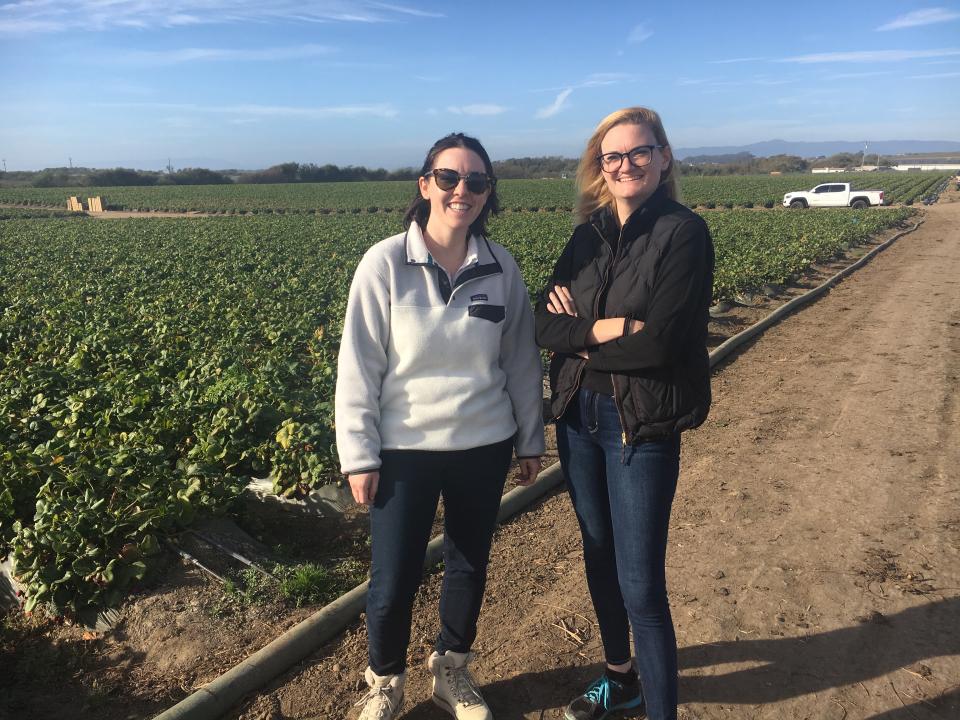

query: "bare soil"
left=3, top=195, right=959, bottom=720
left=89, top=210, right=216, bottom=218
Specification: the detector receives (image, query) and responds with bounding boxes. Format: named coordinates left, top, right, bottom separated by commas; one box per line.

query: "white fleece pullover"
left=335, top=222, right=545, bottom=475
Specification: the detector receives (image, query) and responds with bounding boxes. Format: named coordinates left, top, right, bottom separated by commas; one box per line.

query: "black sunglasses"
left=425, top=168, right=495, bottom=194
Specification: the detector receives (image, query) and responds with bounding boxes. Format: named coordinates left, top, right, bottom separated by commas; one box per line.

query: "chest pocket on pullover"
left=468, top=304, right=506, bottom=323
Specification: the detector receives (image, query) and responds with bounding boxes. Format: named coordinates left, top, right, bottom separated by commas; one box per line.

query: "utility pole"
left=69, top=156, right=73, bottom=169
left=860, top=142, right=867, bottom=171
left=167, top=157, right=173, bottom=174
left=1, top=159, right=6, bottom=173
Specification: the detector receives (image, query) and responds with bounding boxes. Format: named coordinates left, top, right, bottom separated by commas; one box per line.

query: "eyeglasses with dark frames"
left=425, top=168, right=495, bottom=194
left=597, top=145, right=664, bottom=173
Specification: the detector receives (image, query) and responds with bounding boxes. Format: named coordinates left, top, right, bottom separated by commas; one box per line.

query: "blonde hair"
left=575, top=107, right=681, bottom=224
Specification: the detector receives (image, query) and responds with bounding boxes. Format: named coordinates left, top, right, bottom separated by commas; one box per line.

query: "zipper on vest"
left=610, top=373, right=630, bottom=447
left=553, top=223, right=611, bottom=420
left=603, top=223, right=631, bottom=447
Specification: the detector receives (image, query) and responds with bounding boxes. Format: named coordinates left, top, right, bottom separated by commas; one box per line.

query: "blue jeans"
left=365, top=438, right=513, bottom=675
left=557, top=388, right=680, bottom=720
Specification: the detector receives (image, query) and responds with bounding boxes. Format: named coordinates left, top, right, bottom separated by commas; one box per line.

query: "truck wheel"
left=850, top=199, right=868, bottom=209
left=789, top=199, right=806, bottom=209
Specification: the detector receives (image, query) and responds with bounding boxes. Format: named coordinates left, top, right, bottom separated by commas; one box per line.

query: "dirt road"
left=231, top=199, right=960, bottom=719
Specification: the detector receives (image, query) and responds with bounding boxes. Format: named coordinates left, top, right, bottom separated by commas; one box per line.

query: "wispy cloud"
left=446, top=104, right=508, bottom=116
left=95, top=101, right=399, bottom=119
left=751, top=77, right=795, bottom=86
left=677, top=76, right=795, bottom=89
left=536, top=88, right=573, bottom=119
left=831, top=70, right=893, bottom=79
left=120, top=44, right=336, bottom=66
left=908, top=70, right=960, bottom=78
left=627, top=23, right=652, bottom=44
left=581, top=72, right=634, bottom=87
left=369, top=2, right=445, bottom=18
left=876, top=8, right=960, bottom=31
left=0, top=0, right=444, bottom=34
left=535, top=73, right=635, bottom=94
left=709, top=57, right=766, bottom=64
left=229, top=103, right=399, bottom=118
left=781, top=48, right=960, bottom=63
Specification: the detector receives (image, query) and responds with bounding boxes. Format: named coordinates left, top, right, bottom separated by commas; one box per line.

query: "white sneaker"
left=427, top=650, right=492, bottom=720
left=355, top=667, right=405, bottom=720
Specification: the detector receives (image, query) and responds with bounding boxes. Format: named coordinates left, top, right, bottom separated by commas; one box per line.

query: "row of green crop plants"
left=0, top=173, right=949, bottom=213
left=0, top=207, right=915, bottom=620
left=682, top=171, right=950, bottom=208
left=0, top=207, right=86, bottom=221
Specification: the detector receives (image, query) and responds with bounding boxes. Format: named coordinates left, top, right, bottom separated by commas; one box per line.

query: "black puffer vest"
left=541, top=187, right=714, bottom=443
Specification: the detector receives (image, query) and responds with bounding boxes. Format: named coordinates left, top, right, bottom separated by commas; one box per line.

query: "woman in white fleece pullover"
left=336, top=133, right=545, bottom=720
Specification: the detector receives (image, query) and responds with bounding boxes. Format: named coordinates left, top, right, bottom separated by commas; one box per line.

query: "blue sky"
left=2, top=1, right=959, bottom=171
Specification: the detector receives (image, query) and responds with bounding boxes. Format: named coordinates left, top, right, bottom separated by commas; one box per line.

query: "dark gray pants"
left=366, top=438, right=513, bottom=675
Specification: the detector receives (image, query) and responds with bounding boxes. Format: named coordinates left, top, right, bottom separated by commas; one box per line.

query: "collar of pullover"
left=404, top=221, right=481, bottom=269
left=590, top=183, right=671, bottom=245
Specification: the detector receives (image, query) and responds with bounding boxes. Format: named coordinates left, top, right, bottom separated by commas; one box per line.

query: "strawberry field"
left=0, top=200, right=915, bottom=621
left=680, top=171, right=950, bottom=208
left=0, top=171, right=948, bottom=213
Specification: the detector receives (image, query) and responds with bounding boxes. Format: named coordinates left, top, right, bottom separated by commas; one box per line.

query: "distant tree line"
left=4, top=158, right=578, bottom=188
left=678, top=151, right=901, bottom=176
left=242, top=162, right=420, bottom=183
left=492, top=156, right=579, bottom=179
left=18, top=167, right=237, bottom=188
left=1, top=151, right=913, bottom=189
left=680, top=154, right=813, bottom=175
left=4, top=163, right=422, bottom=188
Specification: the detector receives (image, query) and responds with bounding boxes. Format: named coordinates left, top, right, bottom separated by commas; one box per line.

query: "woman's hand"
left=516, top=457, right=542, bottom=486
left=547, top=286, right=587, bottom=357
left=588, top=317, right=645, bottom=344
left=547, top=285, right=643, bottom=357
left=547, top=285, right=578, bottom=316
left=349, top=471, right=380, bottom=505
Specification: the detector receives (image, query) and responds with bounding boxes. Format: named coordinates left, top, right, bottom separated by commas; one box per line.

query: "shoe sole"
left=431, top=692, right=492, bottom=720
left=432, top=693, right=456, bottom=716
left=562, top=696, right=645, bottom=720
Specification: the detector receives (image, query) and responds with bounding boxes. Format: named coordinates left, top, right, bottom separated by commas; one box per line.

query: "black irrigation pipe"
left=708, top=218, right=923, bottom=368
left=152, top=466, right=566, bottom=720
left=152, top=217, right=924, bottom=720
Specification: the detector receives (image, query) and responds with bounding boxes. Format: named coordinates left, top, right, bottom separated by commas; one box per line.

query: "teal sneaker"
left=564, top=674, right=645, bottom=720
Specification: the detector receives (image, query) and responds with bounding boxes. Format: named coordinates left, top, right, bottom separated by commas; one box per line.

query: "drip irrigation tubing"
left=152, top=217, right=923, bottom=720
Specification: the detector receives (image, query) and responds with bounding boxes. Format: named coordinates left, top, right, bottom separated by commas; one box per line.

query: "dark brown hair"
left=403, top=132, right=500, bottom=237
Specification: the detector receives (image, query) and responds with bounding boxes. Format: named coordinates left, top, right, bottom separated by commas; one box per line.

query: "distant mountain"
left=681, top=151, right=755, bottom=164
left=674, top=139, right=960, bottom=160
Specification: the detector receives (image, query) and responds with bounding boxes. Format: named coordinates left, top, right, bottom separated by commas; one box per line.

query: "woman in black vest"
left=535, top=107, right=715, bottom=720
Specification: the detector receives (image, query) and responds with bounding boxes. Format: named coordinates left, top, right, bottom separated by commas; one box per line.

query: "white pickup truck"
left=782, top=183, right=884, bottom=209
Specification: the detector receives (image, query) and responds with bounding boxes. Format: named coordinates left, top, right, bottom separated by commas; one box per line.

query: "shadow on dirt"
left=399, top=597, right=958, bottom=718
left=864, top=686, right=960, bottom=719
left=0, top=613, right=160, bottom=720
left=677, top=596, right=958, bottom=707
